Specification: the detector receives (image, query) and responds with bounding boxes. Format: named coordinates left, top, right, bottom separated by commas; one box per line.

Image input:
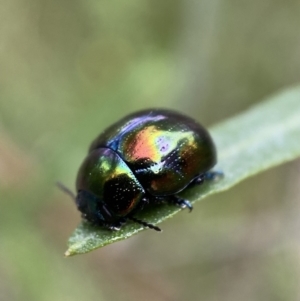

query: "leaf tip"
left=64, top=249, right=73, bottom=257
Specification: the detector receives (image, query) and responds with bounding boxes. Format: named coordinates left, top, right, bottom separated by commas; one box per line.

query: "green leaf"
left=66, top=86, right=300, bottom=256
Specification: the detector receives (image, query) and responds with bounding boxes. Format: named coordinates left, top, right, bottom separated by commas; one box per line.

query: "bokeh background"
left=1, top=1, right=300, bottom=300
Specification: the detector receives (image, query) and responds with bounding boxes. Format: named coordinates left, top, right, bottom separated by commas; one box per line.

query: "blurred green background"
left=1, top=0, right=300, bottom=300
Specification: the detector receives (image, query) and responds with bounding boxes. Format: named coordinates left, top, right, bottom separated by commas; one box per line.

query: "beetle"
left=58, top=109, right=220, bottom=231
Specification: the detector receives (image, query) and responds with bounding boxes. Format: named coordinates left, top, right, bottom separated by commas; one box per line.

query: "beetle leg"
left=107, top=224, right=121, bottom=231
left=193, top=174, right=205, bottom=185
left=204, top=170, right=224, bottom=181
left=141, top=196, right=150, bottom=205
left=171, top=196, right=193, bottom=212
left=105, top=218, right=127, bottom=231
left=133, top=196, right=150, bottom=212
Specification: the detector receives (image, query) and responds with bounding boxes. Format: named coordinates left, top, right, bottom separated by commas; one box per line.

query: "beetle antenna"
left=56, top=181, right=76, bottom=201
left=128, top=216, right=162, bottom=232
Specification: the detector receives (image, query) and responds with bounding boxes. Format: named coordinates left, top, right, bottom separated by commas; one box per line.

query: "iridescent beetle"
left=58, top=109, right=220, bottom=231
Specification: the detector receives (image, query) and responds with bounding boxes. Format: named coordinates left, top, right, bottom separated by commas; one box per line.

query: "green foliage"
left=66, top=86, right=300, bottom=256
